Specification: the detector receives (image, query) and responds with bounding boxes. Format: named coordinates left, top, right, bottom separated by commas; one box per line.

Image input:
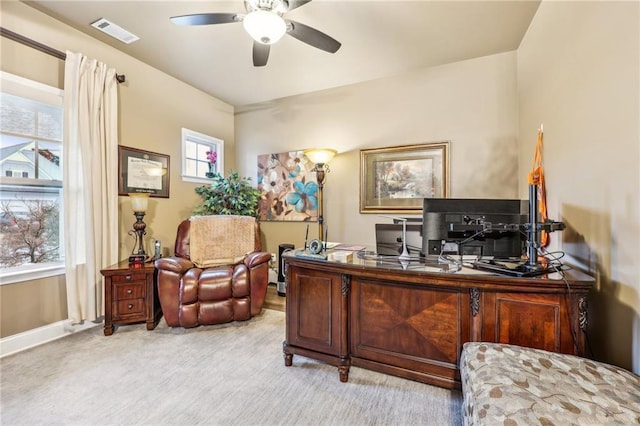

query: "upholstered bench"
left=460, top=342, right=640, bottom=425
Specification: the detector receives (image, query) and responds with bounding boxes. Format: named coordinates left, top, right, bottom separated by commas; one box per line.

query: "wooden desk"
left=101, top=260, right=162, bottom=336
left=283, top=253, right=593, bottom=389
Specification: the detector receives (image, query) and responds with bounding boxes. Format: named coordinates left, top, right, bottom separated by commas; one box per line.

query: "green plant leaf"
left=193, top=170, right=261, bottom=218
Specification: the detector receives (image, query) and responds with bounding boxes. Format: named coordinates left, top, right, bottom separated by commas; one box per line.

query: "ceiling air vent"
left=90, top=18, right=139, bottom=44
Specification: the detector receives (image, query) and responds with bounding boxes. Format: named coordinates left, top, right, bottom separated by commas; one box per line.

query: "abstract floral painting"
left=257, top=150, right=318, bottom=222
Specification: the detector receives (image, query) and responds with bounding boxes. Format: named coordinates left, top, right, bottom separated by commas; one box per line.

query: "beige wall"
left=0, top=276, right=67, bottom=337
left=0, top=1, right=235, bottom=337
left=3, top=1, right=638, bottom=375
left=237, top=1, right=640, bottom=373
left=517, top=1, right=639, bottom=374
left=236, top=51, right=520, bottom=252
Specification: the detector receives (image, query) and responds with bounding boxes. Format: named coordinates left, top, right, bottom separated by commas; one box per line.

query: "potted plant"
left=193, top=171, right=261, bottom=218
left=204, top=150, right=217, bottom=178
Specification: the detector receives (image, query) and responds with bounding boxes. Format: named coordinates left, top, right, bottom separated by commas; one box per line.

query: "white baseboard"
left=1, top=319, right=101, bottom=358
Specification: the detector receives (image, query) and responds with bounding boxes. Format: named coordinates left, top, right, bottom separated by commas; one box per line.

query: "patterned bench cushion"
left=460, top=342, right=640, bottom=425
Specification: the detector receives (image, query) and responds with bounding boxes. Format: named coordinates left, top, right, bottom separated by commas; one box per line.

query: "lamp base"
left=128, top=254, right=148, bottom=265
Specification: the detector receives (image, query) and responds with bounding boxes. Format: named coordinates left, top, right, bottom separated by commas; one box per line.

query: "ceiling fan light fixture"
left=243, top=10, right=286, bottom=44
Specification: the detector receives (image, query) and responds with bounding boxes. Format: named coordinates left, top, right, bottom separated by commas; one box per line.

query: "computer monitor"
left=422, top=198, right=527, bottom=259
left=375, top=223, right=424, bottom=256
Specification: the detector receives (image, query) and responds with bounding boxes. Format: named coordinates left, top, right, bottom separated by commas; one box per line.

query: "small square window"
left=181, top=128, right=224, bottom=184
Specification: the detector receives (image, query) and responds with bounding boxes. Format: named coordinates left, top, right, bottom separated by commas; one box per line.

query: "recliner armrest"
left=244, top=251, right=271, bottom=268
left=155, top=256, right=195, bottom=274
left=243, top=251, right=270, bottom=316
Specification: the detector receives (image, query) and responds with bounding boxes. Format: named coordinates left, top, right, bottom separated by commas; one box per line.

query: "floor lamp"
left=303, top=148, right=337, bottom=242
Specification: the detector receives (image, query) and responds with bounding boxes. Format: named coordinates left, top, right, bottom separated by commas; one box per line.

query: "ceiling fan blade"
left=170, top=13, right=240, bottom=26
left=253, top=42, right=270, bottom=67
left=286, top=20, right=341, bottom=54
left=286, top=0, right=313, bottom=11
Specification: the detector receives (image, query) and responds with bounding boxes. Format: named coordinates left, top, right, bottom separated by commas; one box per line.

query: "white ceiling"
left=24, top=0, right=541, bottom=108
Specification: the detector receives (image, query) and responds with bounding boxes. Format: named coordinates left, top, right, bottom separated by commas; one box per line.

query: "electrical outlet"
left=271, top=253, right=276, bottom=263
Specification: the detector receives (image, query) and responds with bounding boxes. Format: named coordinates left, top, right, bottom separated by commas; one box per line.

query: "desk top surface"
left=284, top=248, right=595, bottom=287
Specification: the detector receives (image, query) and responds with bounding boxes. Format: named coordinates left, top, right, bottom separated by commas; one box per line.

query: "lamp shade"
left=304, top=148, right=337, bottom=165
left=129, top=193, right=150, bottom=213
left=243, top=10, right=286, bottom=45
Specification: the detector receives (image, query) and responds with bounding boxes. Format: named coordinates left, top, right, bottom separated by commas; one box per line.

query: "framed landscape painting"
left=360, top=142, right=449, bottom=214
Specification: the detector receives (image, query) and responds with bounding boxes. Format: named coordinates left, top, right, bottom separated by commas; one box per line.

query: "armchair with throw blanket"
left=154, top=215, right=270, bottom=328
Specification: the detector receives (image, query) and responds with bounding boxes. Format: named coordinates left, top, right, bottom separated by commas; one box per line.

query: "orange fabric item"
left=527, top=129, right=549, bottom=247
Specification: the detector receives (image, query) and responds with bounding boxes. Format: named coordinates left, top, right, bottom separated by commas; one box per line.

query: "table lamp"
left=128, top=193, right=150, bottom=264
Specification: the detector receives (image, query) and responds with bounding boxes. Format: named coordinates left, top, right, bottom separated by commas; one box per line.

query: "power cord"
left=537, top=246, right=593, bottom=358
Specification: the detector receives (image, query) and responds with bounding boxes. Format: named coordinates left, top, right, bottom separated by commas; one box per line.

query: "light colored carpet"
left=0, top=309, right=463, bottom=425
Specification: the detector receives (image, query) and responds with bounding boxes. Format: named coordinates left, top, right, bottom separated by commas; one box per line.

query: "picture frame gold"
left=360, top=142, right=449, bottom=214
left=118, top=146, right=170, bottom=198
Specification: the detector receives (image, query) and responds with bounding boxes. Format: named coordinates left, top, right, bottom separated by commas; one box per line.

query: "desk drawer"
left=113, top=298, right=145, bottom=318
left=113, top=282, right=145, bottom=300
left=112, top=273, right=147, bottom=283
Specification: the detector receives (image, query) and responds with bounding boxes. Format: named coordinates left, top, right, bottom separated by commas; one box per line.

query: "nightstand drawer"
left=112, top=273, right=147, bottom=282
left=114, top=282, right=145, bottom=300
left=113, top=298, right=145, bottom=317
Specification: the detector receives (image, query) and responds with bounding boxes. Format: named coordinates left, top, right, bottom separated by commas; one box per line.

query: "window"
left=5, top=170, right=30, bottom=178
left=0, top=71, right=64, bottom=281
left=181, top=128, right=224, bottom=183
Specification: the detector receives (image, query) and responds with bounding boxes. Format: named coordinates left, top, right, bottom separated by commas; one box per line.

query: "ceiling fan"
left=171, top=0, right=342, bottom=67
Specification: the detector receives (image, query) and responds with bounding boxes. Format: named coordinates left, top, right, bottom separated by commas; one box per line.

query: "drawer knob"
left=127, top=289, right=133, bottom=294
left=128, top=304, right=133, bottom=310
left=125, top=275, right=132, bottom=280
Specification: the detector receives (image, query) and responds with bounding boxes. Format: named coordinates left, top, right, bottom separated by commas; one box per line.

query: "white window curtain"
left=63, top=51, right=119, bottom=323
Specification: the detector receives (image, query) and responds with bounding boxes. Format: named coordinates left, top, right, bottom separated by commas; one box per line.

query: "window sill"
left=0, top=263, right=65, bottom=285
left=182, top=175, right=216, bottom=184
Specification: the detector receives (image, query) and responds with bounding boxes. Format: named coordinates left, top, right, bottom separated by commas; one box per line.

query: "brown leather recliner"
left=154, top=215, right=270, bottom=328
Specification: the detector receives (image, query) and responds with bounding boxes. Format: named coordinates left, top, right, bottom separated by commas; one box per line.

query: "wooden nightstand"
left=100, top=260, right=162, bottom=336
